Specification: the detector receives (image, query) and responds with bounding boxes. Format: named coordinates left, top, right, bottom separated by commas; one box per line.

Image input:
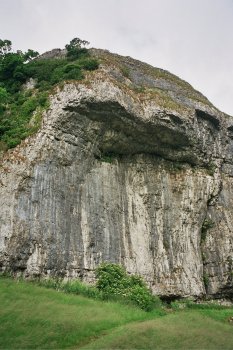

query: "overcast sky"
left=1, top=0, right=232, bottom=115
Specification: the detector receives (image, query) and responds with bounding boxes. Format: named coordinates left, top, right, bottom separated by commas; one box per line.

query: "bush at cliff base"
left=95, top=262, right=161, bottom=311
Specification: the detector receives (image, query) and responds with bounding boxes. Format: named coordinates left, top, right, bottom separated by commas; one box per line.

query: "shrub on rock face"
left=78, top=58, right=99, bottom=71
left=95, top=263, right=128, bottom=296
left=95, top=262, right=160, bottom=311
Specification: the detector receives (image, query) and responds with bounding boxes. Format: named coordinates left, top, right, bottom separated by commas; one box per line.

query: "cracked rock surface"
left=0, top=49, right=233, bottom=299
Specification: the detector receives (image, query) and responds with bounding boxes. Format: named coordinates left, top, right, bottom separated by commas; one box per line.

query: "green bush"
left=25, top=58, right=66, bottom=85
left=128, top=285, right=160, bottom=311
left=67, top=47, right=89, bottom=61
left=79, top=58, right=99, bottom=71
left=95, top=262, right=160, bottom=311
left=96, top=263, right=129, bottom=295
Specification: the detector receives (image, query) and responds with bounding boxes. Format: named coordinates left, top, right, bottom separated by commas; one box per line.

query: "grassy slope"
left=0, top=278, right=156, bottom=349
left=82, top=311, right=233, bottom=350
left=1, top=278, right=233, bottom=350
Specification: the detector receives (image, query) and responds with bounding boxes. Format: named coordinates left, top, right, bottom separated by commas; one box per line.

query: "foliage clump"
left=201, top=218, right=215, bottom=242
left=95, top=262, right=161, bottom=311
left=0, top=37, right=99, bottom=151
left=65, top=37, right=90, bottom=60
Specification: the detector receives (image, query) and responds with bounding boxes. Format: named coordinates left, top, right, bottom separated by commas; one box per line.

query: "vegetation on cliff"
left=0, top=38, right=99, bottom=150
left=95, top=263, right=161, bottom=311
left=0, top=38, right=218, bottom=153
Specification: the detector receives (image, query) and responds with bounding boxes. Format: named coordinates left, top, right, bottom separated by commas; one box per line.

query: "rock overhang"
left=48, top=75, right=224, bottom=168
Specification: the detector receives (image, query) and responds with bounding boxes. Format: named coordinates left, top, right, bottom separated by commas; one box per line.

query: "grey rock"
left=0, top=49, right=232, bottom=300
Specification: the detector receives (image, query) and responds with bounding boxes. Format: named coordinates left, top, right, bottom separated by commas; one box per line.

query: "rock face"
left=0, top=49, right=233, bottom=299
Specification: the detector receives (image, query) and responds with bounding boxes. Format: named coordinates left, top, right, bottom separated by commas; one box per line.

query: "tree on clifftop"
left=65, top=37, right=90, bottom=60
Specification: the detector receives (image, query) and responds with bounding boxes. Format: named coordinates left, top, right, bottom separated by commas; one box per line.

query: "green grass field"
left=0, top=277, right=233, bottom=349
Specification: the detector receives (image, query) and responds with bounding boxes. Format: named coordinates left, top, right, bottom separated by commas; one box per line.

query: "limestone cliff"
left=0, top=49, right=233, bottom=300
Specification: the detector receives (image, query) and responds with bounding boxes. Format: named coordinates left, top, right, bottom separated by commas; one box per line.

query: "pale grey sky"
left=0, top=0, right=232, bottom=115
